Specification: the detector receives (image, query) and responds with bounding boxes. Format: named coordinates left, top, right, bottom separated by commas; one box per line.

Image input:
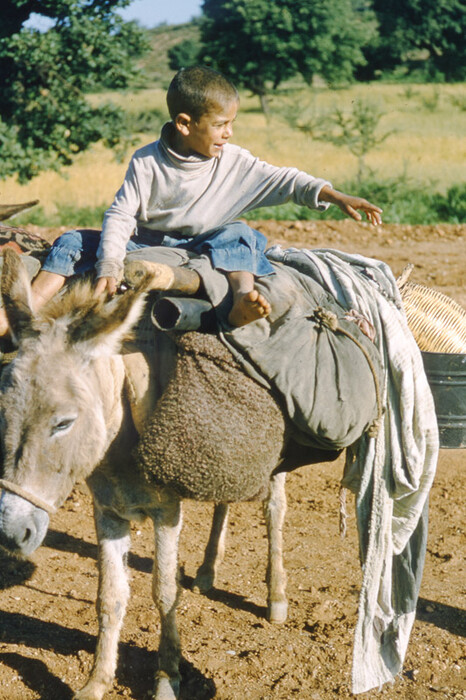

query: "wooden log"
left=124, top=259, right=201, bottom=295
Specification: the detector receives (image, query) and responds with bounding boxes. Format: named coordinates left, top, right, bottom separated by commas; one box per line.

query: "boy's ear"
left=174, top=112, right=192, bottom=136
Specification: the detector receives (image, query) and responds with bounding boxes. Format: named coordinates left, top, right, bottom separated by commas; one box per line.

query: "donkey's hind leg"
left=152, top=490, right=183, bottom=700
left=74, top=508, right=131, bottom=700
left=193, top=502, right=229, bottom=593
left=264, top=472, right=288, bottom=624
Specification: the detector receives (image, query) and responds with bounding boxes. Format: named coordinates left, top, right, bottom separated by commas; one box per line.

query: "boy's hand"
left=94, top=276, right=118, bottom=297
left=320, top=187, right=383, bottom=225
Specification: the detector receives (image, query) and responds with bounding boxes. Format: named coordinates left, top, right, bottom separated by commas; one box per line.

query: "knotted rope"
left=0, top=478, right=56, bottom=514
left=313, top=306, right=384, bottom=539
left=339, top=485, right=348, bottom=539
left=313, top=307, right=384, bottom=439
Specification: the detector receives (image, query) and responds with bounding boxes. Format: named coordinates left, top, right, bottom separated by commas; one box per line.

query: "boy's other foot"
left=228, top=289, right=271, bottom=327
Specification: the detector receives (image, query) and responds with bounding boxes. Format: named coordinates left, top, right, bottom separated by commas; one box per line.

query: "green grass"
left=13, top=203, right=109, bottom=229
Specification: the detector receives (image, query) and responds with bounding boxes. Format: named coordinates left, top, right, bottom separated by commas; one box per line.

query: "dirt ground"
left=0, top=220, right=464, bottom=700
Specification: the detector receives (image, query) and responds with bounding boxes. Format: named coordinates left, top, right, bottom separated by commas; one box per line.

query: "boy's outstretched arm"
left=319, top=186, right=383, bottom=226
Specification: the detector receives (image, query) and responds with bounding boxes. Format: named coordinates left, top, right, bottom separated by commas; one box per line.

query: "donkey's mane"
left=39, top=278, right=106, bottom=324
left=34, top=276, right=149, bottom=351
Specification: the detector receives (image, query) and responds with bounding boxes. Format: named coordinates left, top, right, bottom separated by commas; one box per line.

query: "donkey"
left=0, top=249, right=336, bottom=700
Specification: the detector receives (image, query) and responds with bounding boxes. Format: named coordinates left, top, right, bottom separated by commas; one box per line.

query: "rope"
left=0, top=478, right=56, bottom=514
left=313, top=307, right=384, bottom=439
left=1, top=350, right=18, bottom=366
left=339, top=485, right=348, bottom=538
left=313, top=307, right=384, bottom=539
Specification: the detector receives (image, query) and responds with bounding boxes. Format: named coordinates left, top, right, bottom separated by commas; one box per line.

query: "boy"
left=0, top=66, right=382, bottom=333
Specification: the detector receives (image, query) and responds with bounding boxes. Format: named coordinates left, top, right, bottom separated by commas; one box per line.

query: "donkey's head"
left=0, top=249, right=149, bottom=556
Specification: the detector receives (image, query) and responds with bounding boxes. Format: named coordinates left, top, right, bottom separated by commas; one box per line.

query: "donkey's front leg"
left=74, top=508, right=131, bottom=700
left=264, top=472, right=288, bottom=624
left=152, top=490, right=183, bottom=700
left=193, top=502, right=229, bottom=593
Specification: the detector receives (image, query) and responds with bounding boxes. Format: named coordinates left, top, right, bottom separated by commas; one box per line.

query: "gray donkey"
left=0, top=249, right=334, bottom=700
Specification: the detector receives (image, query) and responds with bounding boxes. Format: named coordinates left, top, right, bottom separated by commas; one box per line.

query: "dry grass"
left=0, top=82, right=464, bottom=215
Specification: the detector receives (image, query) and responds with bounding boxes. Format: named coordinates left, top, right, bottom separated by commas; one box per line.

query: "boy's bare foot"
left=228, top=289, right=271, bottom=327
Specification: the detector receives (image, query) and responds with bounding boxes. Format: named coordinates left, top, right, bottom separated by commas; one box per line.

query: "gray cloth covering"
left=126, top=244, right=439, bottom=695
left=266, top=246, right=439, bottom=695
left=220, top=258, right=384, bottom=450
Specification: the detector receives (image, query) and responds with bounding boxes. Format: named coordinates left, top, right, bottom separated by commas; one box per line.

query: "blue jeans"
left=42, top=222, right=275, bottom=278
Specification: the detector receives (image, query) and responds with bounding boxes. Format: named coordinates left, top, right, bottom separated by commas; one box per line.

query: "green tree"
left=290, top=0, right=378, bottom=87
left=0, top=1, right=150, bottom=183
left=361, top=0, right=466, bottom=81
left=319, top=99, right=392, bottom=182
left=281, top=97, right=391, bottom=182
left=168, top=38, right=201, bottom=71
left=199, top=0, right=377, bottom=112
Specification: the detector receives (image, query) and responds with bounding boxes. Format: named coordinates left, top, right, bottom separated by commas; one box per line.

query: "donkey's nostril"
left=22, top=528, right=32, bottom=544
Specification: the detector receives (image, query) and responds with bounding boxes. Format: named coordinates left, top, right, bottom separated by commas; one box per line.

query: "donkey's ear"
left=67, top=283, right=149, bottom=359
left=1, top=248, right=37, bottom=344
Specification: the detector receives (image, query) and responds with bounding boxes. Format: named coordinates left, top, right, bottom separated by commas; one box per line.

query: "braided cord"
left=0, top=478, right=56, bottom=514
left=313, top=307, right=384, bottom=438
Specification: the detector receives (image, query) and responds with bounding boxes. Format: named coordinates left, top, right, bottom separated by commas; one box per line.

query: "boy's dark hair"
left=167, top=66, right=239, bottom=121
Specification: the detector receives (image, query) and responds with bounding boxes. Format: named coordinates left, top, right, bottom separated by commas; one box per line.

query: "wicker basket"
left=399, top=277, right=466, bottom=354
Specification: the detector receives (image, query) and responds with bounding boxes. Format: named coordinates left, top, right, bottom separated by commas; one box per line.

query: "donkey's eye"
left=51, top=417, right=77, bottom=435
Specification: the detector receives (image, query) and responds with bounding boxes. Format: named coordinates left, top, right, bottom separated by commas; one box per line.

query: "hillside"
left=139, top=22, right=201, bottom=87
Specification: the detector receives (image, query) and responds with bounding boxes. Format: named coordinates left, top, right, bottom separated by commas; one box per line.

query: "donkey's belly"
left=136, top=332, right=287, bottom=502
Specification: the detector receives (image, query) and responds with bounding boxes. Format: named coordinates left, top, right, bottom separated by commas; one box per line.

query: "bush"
left=168, top=39, right=201, bottom=70
left=431, top=184, right=466, bottom=224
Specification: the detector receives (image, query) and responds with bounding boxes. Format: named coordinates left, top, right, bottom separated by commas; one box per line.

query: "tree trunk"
left=259, top=92, right=271, bottom=117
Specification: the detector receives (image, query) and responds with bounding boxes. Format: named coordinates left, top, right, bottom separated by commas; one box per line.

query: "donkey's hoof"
left=192, top=566, right=215, bottom=594
left=74, top=680, right=107, bottom=700
left=153, top=673, right=180, bottom=700
left=267, top=599, right=288, bottom=624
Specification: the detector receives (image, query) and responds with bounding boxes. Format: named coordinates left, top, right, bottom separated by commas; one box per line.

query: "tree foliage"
left=0, top=1, right=149, bottom=183
left=199, top=0, right=377, bottom=110
left=198, top=0, right=465, bottom=99
left=168, top=38, right=201, bottom=71
left=280, top=96, right=391, bottom=182
left=316, top=99, right=392, bottom=182
left=361, top=0, right=466, bottom=81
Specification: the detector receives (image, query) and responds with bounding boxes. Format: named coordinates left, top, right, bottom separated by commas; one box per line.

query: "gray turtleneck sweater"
left=96, top=123, right=331, bottom=279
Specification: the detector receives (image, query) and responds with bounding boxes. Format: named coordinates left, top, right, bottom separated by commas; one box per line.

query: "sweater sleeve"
left=95, top=157, right=142, bottom=279
left=231, top=148, right=332, bottom=215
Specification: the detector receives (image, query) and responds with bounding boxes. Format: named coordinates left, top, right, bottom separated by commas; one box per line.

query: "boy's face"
left=174, top=100, right=239, bottom=159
